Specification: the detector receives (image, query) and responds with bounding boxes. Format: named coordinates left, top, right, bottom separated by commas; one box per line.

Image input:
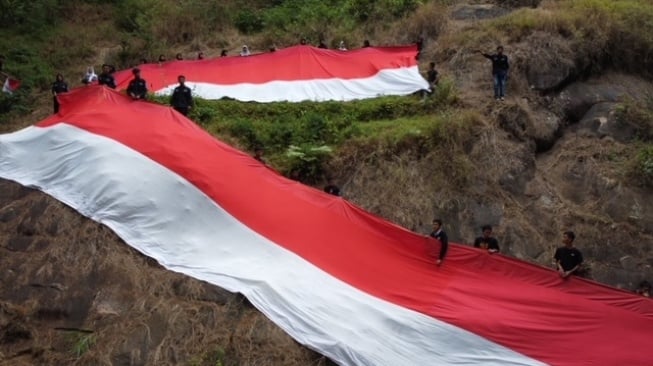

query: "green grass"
left=69, top=333, right=95, bottom=358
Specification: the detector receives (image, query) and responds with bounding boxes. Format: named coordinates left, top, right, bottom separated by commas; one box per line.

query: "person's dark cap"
left=132, top=68, right=140, bottom=74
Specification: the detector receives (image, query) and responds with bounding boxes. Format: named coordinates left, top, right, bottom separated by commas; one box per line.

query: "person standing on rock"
left=427, top=219, right=449, bottom=266
left=554, top=231, right=583, bottom=278
left=477, top=46, right=509, bottom=101
left=473, top=225, right=500, bottom=253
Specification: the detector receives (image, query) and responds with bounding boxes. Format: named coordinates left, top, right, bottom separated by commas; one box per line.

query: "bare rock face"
left=495, top=101, right=562, bottom=152
left=558, top=82, right=625, bottom=122
left=574, top=102, right=641, bottom=142
left=0, top=180, right=330, bottom=366
left=524, top=33, right=578, bottom=92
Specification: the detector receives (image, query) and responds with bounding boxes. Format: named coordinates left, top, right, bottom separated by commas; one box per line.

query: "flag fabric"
left=0, top=86, right=651, bottom=366
left=112, top=45, right=428, bottom=102
left=2, top=77, right=20, bottom=94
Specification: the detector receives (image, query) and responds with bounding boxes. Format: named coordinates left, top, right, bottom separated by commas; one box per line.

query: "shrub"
left=396, top=1, right=448, bottom=43
left=616, top=98, right=653, bottom=141
left=634, top=145, right=653, bottom=187
left=235, top=10, right=264, bottom=34
left=224, top=119, right=261, bottom=149
left=282, top=144, right=333, bottom=183
left=0, top=0, right=63, bottom=32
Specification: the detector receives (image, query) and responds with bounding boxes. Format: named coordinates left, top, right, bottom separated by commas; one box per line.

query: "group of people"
left=427, top=221, right=583, bottom=276
left=427, top=222, right=502, bottom=266
left=51, top=63, right=194, bottom=115
left=425, top=222, right=651, bottom=297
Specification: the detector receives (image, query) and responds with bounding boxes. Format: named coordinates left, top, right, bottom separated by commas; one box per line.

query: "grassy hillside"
left=2, top=0, right=653, bottom=364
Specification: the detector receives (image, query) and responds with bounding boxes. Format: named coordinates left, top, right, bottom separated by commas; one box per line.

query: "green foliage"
left=235, top=9, right=265, bottom=34
left=616, top=98, right=653, bottom=141
left=347, top=0, right=422, bottom=22
left=70, top=333, right=95, bottom=358
left=116, top=0, right=232, bottom=43
left=634, top=145, right=653, bottom=187
left=281, top=144, right=333, bottom=183
left=188, top=347, right=226, bottom=366
left=0, top=0, right=63, bottom=32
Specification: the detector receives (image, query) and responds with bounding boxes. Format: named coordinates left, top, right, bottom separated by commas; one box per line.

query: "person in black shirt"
left=127, top=68, right=147, bottom=100
left=220, top=50, right=228, bottom=57
left=300, top=38, right=307, bottom=45
left=324, top=179, right=340, bottom=196
left=170, top=75, right=193, bottom=116
left=51, top=73, right=68, bottom=113
left=415, top=37, right=424, bottom=60
left=636, top=281, right=651, bottom=297
left=197, top=52, right=205, bottom=60
left=98, top=64, right=116, bottom=89
left=428, top=219, right=449, bottom=266
left=318, top=40, right=328, bottom=49
left=175, top=53, right=183, bottom=61
left=473, top=225, right=500, bottom=253
left=477, top=46, right=509, bottom=100
left=253, top=147, right=266, bottom=164
left=363, top=39, right=371, bottom=48
left=426, top=62, right=439, bottom=88
left=554, top=231, right=583, bottom=278
left=158, top=54, right=167, bottom=63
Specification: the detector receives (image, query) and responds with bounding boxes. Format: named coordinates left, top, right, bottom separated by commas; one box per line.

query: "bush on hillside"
left=633, top=145, right=653, bottom=187
left=616, top=98, right=653, bottom=141
left=116, top=0, right=232, bottom=43
left=281, top=144, right=333, bottom=183
left=0, top=0, right=62, bottom=32
left=396, top=1, right=448, bottom=44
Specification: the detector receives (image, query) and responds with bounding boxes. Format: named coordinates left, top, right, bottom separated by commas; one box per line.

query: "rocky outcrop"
left=558, top=81, right=625, bottom=122
left=524, top=33, right=578, bottom=92
left=495, top=102, right=562, bottom=152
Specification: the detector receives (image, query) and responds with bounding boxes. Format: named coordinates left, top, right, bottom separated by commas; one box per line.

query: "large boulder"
left=495, top=102, right=562, bottom=152
left=575, top=102, right=639, bottom=142
left=524, top=33, right=577, bottom=92
left=559, top=82, right=625, bottom=122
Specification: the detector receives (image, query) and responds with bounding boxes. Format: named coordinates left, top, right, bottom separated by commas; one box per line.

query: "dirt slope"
left=0, top=180, right=330, bottom=366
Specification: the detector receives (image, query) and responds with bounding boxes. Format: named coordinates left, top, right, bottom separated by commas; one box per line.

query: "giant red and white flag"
left=2, top=77, right=20, bottom=94
left=0, top=86, right=651, bottom=366
left=113, top=45, right=428, bottom=102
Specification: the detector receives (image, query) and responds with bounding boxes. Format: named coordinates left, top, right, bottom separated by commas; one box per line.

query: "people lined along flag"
left=112, top=45, right=429, bottom=102
left=2, top=77, right=20, bottom=94
left=0, top=86, right=652, bottom=366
